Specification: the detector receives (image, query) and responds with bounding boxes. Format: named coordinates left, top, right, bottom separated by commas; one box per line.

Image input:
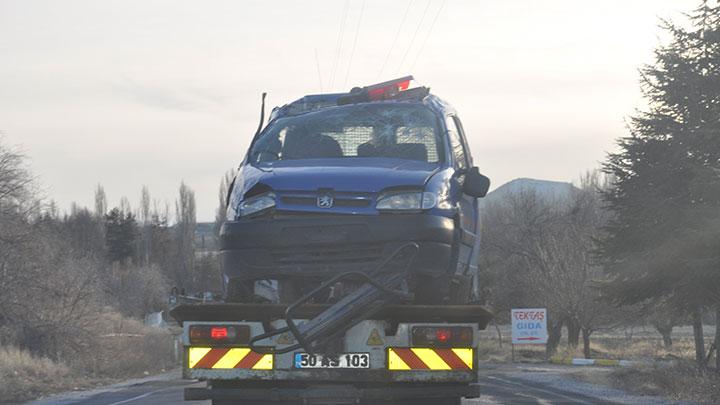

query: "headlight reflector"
left=422, top=192, right=437, bottom=209
left=376, top=191, right=437, bottom=211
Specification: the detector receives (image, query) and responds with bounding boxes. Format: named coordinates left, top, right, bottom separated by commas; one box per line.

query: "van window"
left=446, top=116, right=468, bottom=170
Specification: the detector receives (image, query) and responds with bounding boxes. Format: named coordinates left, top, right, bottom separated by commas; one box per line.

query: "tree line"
left=0, top=141, right=222, bottom=361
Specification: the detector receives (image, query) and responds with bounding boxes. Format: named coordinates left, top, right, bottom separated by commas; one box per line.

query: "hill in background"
left=483, top=177, right=575, bottom=206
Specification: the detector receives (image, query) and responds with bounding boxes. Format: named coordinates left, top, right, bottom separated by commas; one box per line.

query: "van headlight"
left=235, top=193, right=276, bottom=218
left=376, top=191, right=437, bottom=211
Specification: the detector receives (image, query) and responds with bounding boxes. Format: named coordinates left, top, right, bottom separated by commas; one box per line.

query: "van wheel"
left=448, top=274, right=473, bottom=304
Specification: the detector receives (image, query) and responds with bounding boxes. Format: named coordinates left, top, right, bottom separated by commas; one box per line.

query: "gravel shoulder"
left=25, top=370, right=184, bottom=405
left=477, top=363, right=693, bottom=405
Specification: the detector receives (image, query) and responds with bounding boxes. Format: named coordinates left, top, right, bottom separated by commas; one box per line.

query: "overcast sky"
left=0, top=0, right=697, bottom=221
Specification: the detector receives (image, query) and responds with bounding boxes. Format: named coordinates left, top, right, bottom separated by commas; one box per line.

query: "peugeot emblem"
left=317, top=194, right=334, bottom=208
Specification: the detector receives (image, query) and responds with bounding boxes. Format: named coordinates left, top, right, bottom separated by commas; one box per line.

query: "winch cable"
left=249, top=243, right=419, bottom=354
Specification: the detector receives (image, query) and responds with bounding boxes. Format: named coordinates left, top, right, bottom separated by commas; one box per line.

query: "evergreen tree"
left=105, top=207, right=138, bottom=263
left=63, top=206, right=105, bottom=256
left=599, top=1, right=720, bottom=367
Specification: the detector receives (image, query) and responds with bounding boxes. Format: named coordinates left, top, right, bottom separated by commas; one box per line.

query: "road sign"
left=511, top=308, right=547, bottom=345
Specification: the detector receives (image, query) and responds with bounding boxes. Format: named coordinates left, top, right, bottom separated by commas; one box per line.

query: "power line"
left=377, top=0, right=413, bottom=80
left=409, top=0, right=446, bottom=72
left=396, top=0, right=432, bottom=75
left=344, top=0, right=367, bottom=87
left=330, top=0, right=351, bottom=89
left=314, top=48, right=323, bottom=92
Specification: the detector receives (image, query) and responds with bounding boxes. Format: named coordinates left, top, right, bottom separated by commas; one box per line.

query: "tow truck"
left=172, top=299, right=492, bottom=404
left=171, top=78, right=493, bottom=404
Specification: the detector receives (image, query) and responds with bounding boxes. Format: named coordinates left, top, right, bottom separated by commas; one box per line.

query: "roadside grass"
left=479, top=324, right=710, bottom=362
left=0, top=346, right=77, bottom=403
left=479, top=324, right=720, bottom=403
left=0, top=312, right=178, bottom=404
left=581, top=335, right=699, bottom=361
left=477, top=337, right=547, bottom=363
left=609, top=361, right=720, bottom=405
left=72, top=312, right=178, bottom=378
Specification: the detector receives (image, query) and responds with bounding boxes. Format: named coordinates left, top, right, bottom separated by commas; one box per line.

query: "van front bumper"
left=220, top=213, right=456, bottom=281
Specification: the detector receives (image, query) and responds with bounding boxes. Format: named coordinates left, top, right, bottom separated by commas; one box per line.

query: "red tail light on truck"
left=411, top=326, right=473, bottom=347
left=189, top=325, right=250, bottom=345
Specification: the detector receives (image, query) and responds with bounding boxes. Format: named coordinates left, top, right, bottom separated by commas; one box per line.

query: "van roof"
left=267, top=77, right=456, bottom=123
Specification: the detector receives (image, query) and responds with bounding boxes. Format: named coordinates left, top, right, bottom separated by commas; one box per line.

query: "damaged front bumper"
left=220, top=213, right=456, bottom=282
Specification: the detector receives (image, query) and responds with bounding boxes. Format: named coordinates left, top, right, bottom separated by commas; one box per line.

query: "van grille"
left=281, top=196, right=371, bottom=208
left=271, top=243, right=384, bottom=267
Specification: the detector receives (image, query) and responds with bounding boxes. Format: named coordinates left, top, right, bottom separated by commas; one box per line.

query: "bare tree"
left=0, top=142, right=37, bottom=246
left=94, top=184, right=107, bottom=219
left=0, top=140, right=103, bottom=359
left=215, top=170, right=235, bottom=236
left=119, top=196, right=132, bottom=217
left=174, top=181, right=196, bottom=289
left=139, top=186, right=151, bottom=265
left=481, top=172, right=615, bottom=357
left=0, top=142, right=35, bottom=333
left=139, top=186, right=151, bottom=225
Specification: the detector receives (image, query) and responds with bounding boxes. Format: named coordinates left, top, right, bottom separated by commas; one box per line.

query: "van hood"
left=239, top=158, right=438, bottom=194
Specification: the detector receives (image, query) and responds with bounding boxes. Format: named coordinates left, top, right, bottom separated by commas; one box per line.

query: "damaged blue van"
left=221, top=77, right=490, bottom=304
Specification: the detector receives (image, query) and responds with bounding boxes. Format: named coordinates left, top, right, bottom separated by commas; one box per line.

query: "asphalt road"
left=27, top=367, right=679, bottom=405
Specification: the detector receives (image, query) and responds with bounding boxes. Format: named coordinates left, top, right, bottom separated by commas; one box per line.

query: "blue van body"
left=220, top=83, right=488, bottom=303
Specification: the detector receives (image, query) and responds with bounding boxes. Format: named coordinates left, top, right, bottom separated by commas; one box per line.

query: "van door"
left=445, top=115, right=478, bottom=276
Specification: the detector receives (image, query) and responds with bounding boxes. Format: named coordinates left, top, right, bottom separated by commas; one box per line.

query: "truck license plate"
left=294, top=353, right=370, bottom=369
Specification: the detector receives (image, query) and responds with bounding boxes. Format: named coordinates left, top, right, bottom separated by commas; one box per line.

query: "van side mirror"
left=463, top=167, right=490, bottom=198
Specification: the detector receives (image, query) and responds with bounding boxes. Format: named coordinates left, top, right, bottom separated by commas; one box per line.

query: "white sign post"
left=511, top=308, right=548, bottom=361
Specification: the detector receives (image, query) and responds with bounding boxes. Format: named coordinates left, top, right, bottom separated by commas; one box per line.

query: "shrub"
left=0, top=346, right=72, bottom=403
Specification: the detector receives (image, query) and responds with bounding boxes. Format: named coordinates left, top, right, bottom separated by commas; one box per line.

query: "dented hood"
left=239, top=158, right=438, bottom=195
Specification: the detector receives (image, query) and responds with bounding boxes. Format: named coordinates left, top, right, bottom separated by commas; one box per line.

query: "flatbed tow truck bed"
left=171, top=303, right=492, bottom=405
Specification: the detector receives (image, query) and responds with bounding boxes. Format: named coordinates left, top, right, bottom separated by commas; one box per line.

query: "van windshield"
left=249, top=104, right=442, bottom=164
